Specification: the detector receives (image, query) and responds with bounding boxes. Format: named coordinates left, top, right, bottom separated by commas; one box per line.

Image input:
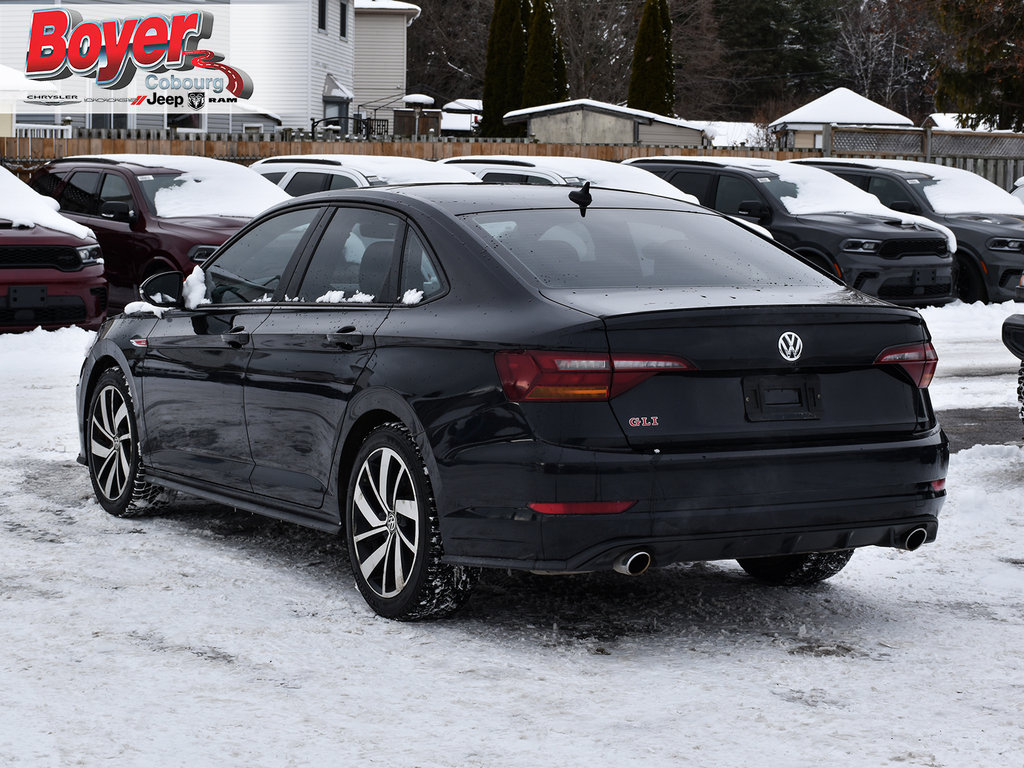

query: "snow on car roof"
left=803, top=158, right=1024, bottom=216
left=257, top=154, right=481, bottom=185
left=0, top=166, right=93, bottom=240
left=638, top=157, right=957, bottom=250
left=92, top=154, right=290, bottom=218
left=445, top=155, right=700, bottom=204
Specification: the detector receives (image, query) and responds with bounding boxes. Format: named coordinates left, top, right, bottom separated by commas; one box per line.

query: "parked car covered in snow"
left=800, top=158, right=1024, bottom=303
left=1, top=165, right=106, bottom=332
left=439, top=154, right=699, bottom=203
left=625, top=156, right=957, bottom=307
left=30, top=155, right=288, bottom=310
left=76, top=183, right=947, bottom=620
left=250, top=154, right=480, bottom=195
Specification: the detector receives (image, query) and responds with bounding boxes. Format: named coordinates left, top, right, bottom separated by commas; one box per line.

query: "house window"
left=340, top=1, right=347, bottom=37
left=317, top=0, right=326, bottom=30
left=324, top=99, right=350, bottom=130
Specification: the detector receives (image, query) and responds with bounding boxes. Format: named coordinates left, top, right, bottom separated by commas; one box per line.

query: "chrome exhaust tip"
left=902, top=527, right=929, bottom=552
left=613, top=549, right=652, bottom=576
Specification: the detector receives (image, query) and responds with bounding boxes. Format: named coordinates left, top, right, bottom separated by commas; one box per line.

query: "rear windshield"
left=462, top=208, right=836, bottom=289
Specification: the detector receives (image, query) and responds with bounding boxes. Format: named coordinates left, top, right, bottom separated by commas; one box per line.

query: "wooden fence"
left=6, top=129, right=1023, bottom=189
left=0, top=135, right=817, bottom=179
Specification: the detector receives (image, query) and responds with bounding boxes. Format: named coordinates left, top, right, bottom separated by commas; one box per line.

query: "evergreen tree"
left=713, top=0, right=839, bottom=120
left=628, top=0, right=674, bottom=114
left=480, top=0, right=530, bottom=137
left=658, top=0, right=675, bottom=112
left=934, top=0, right=1024, bottom=130
left=522, top=0, right=568, bottom=108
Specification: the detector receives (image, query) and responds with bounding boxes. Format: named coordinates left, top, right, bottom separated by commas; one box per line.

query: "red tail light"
left=874, top=341, right=938, bottom=388
left=495, top=350, right=694, bottom=402
left=529, top=501, right=636, bottom=515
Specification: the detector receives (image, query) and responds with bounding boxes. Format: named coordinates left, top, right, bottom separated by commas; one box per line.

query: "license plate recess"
left=742, top=374, right=821, bottom=422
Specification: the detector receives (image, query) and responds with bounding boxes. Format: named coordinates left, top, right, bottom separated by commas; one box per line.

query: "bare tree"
left=407, top=0, right=493, bottom=103
left=551, top=0, right=638, bottom=103
left=832, top=0, right=943, bottom=122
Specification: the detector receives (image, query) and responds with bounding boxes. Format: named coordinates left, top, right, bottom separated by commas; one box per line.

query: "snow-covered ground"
left=2, top=302, right=1024, bottom=767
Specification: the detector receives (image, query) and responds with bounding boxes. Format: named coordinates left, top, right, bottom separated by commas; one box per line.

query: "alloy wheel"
left=89, top=384, right=133, bottom=502
left=350, top=447, right=420, bottom=598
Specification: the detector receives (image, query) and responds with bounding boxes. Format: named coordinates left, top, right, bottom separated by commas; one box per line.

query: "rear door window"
left=58, top=171, right=101, bottom=215
left=294, top=207, right=403, bottom=303
left=666, top=170, right=714, bottom=204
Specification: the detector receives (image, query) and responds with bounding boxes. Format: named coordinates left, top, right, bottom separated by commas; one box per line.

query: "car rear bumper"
left=436, top=426, right=948, bottom=572
left=0, top=266, right=107, bottom=332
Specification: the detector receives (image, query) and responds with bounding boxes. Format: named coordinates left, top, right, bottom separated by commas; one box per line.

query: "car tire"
left=86, top=368, right=174, bottom=517
left=954, top=255, right=987, bottom=303
left=736, top=550, right=854, bottom=586
left=345, top=423, right=478, bottom=620
left=1017, top=363, right=1024, bottom=428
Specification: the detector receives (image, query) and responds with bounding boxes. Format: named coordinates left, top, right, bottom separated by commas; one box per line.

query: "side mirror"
left=100, top=200, right=136, bottom=223
left=738, top=200, right=770, bottom=222
left=889, top=200, right=919, bottom=214
left=140, top=271, right=185, bottom=308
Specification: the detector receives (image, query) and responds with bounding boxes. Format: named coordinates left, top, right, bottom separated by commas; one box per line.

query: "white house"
left=769, top=87, right=913, bottom=149
left=353, top=0, right=420, bottom=132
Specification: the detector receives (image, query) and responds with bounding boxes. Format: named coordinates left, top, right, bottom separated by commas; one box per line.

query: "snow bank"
left=0, top=166, right=93, bottom=240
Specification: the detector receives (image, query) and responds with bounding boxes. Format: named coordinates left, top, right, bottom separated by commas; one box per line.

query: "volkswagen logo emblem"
left=778, top=331, right=803, bottom=362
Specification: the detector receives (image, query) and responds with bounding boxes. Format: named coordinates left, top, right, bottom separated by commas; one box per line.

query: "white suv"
left=439, top=155, right=698, bottom=203
left=250, top=154, right=479, bottom=195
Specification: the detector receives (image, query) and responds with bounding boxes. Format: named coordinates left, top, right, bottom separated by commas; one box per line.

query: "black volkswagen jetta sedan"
left=77, top=183, right=948, bottom=620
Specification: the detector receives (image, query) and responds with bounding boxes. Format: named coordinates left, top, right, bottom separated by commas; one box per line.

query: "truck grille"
left=0, top=245, right=82, bottom=271
left=878, top=239, right=947, bottom=258
left=0, top=299, right=86, bottom=326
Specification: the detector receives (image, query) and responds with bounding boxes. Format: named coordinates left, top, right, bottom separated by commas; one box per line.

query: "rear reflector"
left=874, top=341, right=938, bottom=388
left=495, top=350, right=694, bottom=402
left=930, top=479, right=946, bottom=492
left=529, top=501, right=636, bottom=515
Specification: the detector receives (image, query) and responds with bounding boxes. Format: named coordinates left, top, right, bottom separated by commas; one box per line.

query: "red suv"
left=30, top=155, right=288, bottom=310
left=1, top=166, right=106, bottom=332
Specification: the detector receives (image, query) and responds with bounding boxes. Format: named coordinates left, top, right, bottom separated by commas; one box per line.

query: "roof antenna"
left=568, top=182, right=592, bottom=217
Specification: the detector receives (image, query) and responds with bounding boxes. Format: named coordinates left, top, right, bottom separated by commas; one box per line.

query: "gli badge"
left=628, top=416, right=660, bottom=427
left=778, top=331, right=803, bottom=362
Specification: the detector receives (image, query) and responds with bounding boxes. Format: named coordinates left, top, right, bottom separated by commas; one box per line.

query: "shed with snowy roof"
left=503, top=99, right=708, bottom=146
left=769, top=88, right=913, bottom=150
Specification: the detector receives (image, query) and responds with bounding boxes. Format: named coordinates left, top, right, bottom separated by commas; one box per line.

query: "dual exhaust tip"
left=612, top=528, right=928, bottom=576
left=613, top=549, right=652, bottom=576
